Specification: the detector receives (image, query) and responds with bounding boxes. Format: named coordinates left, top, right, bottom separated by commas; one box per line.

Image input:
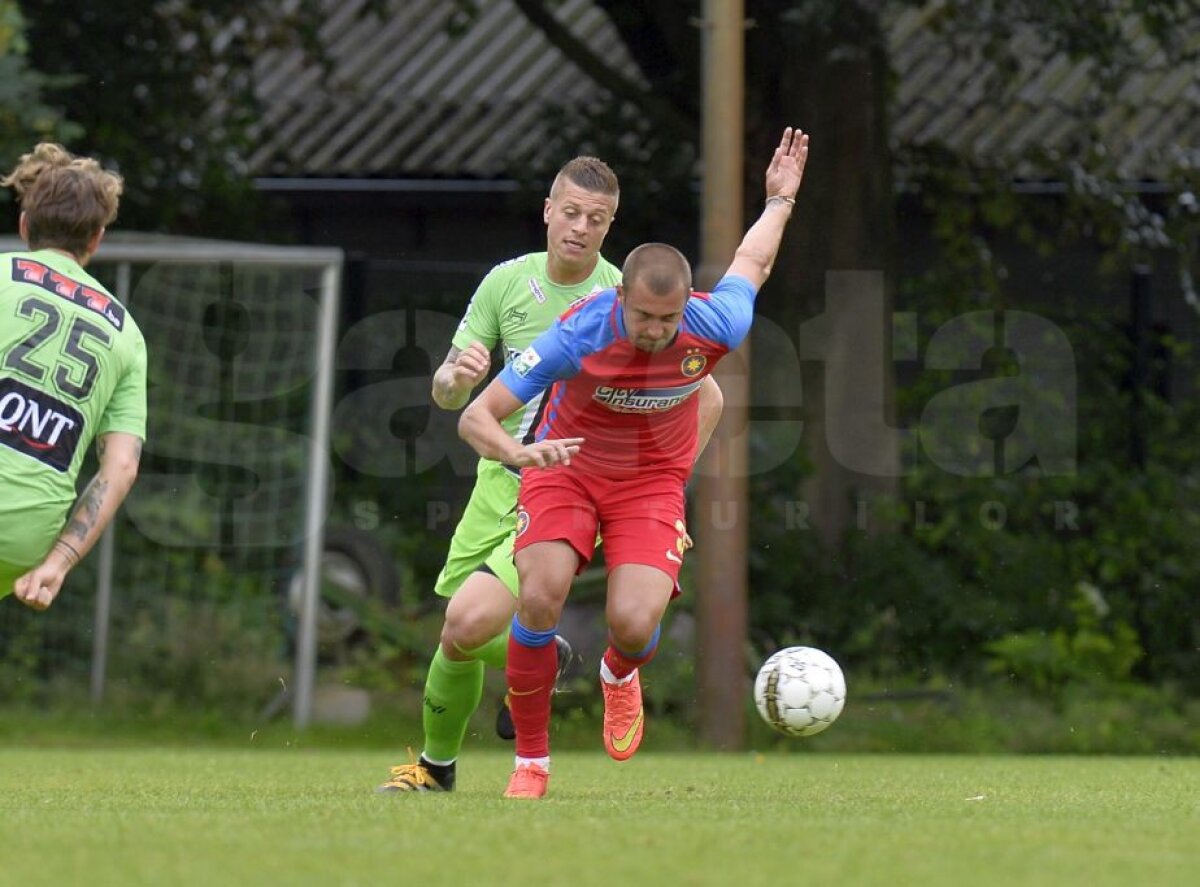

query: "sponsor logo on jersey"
left=11, top=258, right=125, bottom=330
left=592, top=379, right=704, bottom=414
left=0, top=376, right=85, bottom=472
left=681, top=353, right=707, bottom=377
left=512, top=346, right=542, bottom=377
left=529, top=277, right=547, bottom=304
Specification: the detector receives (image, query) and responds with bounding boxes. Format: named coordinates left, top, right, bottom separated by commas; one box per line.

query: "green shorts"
left=1, top=561, right=26, bottom=600
left=433, top=459, right=521, bottom=599
left=0, top=507, right=59, bottom=600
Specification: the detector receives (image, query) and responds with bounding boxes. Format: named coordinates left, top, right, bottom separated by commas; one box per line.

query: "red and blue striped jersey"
left=497, top=274, right=757, bottom=478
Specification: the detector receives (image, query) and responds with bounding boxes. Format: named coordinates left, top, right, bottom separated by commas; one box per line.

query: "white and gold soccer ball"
left=754, top=646, right=846, bottom=737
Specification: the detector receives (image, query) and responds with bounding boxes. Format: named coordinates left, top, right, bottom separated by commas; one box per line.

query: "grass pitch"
left=0, top=748, right=1196, bottom=886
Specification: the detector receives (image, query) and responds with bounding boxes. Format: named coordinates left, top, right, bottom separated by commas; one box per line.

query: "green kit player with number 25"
left=1, top=143, right=146, bottom=611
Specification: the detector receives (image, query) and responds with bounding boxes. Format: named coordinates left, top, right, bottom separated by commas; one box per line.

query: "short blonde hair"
left=551, top=156, right=620, bottom=200
left=2, top=143, right=123, bottom=258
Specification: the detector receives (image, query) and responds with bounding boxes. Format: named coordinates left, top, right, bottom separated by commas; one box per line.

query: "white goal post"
left=0, top=233, right=342, bottom=728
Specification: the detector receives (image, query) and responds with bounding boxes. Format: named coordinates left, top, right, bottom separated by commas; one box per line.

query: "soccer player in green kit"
left=378, top=156, right=723, bottom=791
left=1, top=144, right=146, bottom=610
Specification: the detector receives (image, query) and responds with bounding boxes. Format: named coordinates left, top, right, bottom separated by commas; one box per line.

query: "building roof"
left=248, top=0, right=639, bottom=178
left=888, top=5, right=1200, bottom=180
left=248, top=1, right=1200, bottom=181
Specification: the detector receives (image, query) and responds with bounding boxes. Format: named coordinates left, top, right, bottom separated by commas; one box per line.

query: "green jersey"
left=0, top=249, right=147, bottom=567
left=452, top=251, right=620, bottom=442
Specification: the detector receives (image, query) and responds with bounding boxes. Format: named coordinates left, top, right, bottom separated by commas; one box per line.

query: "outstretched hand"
left=513, top=437, right=585, bottom=469
left=764, top=127, right=808, bottom=202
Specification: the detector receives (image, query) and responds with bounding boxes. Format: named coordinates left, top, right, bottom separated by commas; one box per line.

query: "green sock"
left=459, top=627, right=510, bottom=670
left=421, top=646, right=484, bottom=763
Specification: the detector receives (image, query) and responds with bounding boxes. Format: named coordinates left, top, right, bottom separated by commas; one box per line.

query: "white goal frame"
left=0, top=233, right=342, bottom=728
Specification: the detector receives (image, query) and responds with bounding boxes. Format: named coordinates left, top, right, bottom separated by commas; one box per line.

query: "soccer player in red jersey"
left=459, top=127, right=809, bottom=798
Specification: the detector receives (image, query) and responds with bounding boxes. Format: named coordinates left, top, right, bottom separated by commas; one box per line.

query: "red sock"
left=506, top=632, right=557, bottom=759
left=603, top=627, right=661, bottom=680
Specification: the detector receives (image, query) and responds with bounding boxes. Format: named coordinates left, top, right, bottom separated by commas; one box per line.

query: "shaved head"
left=621, top=243, right=692, bottom=295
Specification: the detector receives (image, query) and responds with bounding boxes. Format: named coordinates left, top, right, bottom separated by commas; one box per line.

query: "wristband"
left=766, top=195, right=796, bottom=207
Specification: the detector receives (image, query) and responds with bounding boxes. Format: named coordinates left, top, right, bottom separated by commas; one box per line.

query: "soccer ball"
left=754, top=646, right=846, bottom=737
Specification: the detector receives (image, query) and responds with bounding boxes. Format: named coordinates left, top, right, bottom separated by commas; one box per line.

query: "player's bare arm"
left=459, top=379, right=582, bottom=468
left=726, top=127, right=809, bottom=289
left=14, top=432, right=143, bottom=611
left=431, top=342, right=492, bottom=410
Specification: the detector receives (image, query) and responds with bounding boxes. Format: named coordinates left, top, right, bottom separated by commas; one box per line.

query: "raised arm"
left=14, top=431, right=142, bottom=611
left=459, top=378, right=583, bottom=468
left=725, top=127, right=809, bottom=290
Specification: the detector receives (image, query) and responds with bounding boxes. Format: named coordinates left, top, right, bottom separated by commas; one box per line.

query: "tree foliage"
left=503, top=0, right=1200, bottom=279
left=0, top=0, right=79, bottom=188
left=494, top=0, right=1200, bottom=690
left=17, top=0, right=335, bottom=235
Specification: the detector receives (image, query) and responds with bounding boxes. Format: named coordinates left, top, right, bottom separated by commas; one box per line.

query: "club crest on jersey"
left=516, top=509, right=530, bottom=537
left=528, top=278, right=547, bottom=304
left=681, top=353, right=708, bottom=377
left=512, top=346, right=542, bottom=377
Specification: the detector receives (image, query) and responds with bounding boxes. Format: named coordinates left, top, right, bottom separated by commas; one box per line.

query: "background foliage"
left=0, top=0, right=79, bottom=179
left=1, top=0, right=1197, bottom=748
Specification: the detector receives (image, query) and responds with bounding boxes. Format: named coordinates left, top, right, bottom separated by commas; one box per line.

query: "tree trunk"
left=746, top=8, right=900, bottom=551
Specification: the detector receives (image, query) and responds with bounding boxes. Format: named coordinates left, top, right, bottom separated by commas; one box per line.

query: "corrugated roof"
left=248, top=0, right=637, bottom=178
left=249, top=1, right=1199, bottom=181
left=888, top=5, right=1200, bottom=178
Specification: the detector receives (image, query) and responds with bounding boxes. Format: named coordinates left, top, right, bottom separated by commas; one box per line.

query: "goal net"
left=0, top=233, right=341, bottom=727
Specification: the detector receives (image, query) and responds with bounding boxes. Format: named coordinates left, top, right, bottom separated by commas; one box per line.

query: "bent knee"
left=442, top=607, right=508, bottom=651
left=608, top=614, right=660, bottom=652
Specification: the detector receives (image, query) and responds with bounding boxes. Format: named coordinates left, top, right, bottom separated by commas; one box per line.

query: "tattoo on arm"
left=433, top=345, right=469, bottom=407
left=97, top=435, right=143, bottom=463
left=53, top=539, right=81, bottom=566
left=63, top=476, right=109, bottom=544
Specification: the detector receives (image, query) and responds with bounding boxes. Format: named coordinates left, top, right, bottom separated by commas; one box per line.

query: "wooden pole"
left=694, top=0, right=746, bottom=750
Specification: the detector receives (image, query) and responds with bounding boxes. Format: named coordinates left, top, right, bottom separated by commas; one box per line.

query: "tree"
left=18, top=0, right=336, bottom=236
left=0, top=0, right=79, bottom=184
left=507, top=0, right=1200, bottom=546
left=497, top=0, right=1200, bottom=734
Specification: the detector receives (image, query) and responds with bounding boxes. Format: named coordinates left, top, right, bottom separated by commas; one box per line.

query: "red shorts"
left=514, top=466, right=689, bottom=583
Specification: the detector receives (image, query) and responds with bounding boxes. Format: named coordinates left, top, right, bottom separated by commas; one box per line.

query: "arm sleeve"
left=451, top=267, right=505, bottom=352
left=684, top=274, right=758, bottom=350
left=496, top=319, right=579, bottom=404
left=96, top=330, right=148, bottom=438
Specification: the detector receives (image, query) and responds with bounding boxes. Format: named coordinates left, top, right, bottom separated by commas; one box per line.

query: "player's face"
left=544, top=181, right=617, bottom=276
left=619, top=281, right=688, bottom=352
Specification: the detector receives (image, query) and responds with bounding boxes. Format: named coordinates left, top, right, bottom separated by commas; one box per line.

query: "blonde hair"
left=2, top=143, right=123, bottom=258
left=551, top=156, right=620, bottom=200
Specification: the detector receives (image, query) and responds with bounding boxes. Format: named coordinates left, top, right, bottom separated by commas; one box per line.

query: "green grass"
left=0, top=749, right=1196, bottom=886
